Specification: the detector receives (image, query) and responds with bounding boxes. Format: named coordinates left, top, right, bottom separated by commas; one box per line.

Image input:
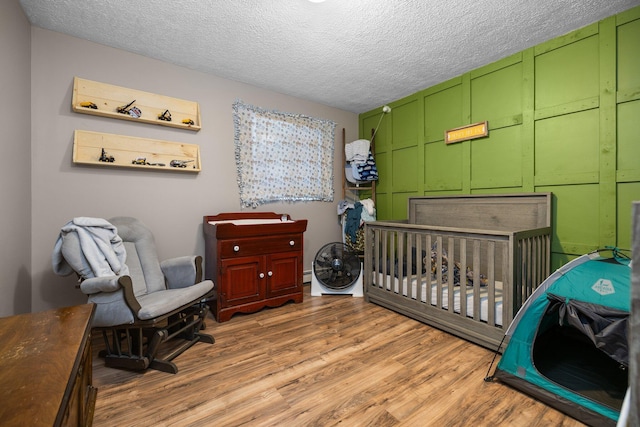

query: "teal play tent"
left=492, top=249, right=630, bottom=427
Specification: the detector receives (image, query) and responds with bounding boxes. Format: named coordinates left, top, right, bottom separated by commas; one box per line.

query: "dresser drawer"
left=220, top=235, right=302, bottom=258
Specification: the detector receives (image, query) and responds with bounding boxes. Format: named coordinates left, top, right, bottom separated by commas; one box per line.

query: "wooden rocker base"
left=98, top=302, right=214, bottom=374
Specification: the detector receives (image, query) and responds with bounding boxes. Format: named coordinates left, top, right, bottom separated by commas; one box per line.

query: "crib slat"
left=426, top=234, right=432, bottom=306
left=406, top=233, right=413, bottom=298
left=503, top=238, right=513, bottom=327
left=487, top=240, right=496, bottom=326
left=382, top=230, right=389, bottom=290
left=472, top=239, right=481, bottom=322
left=447, top=237, right=455, bottom=315
left=397, top=232, right=404, bottom=295
left=373, top=227, right=379, bottom=288
left=435, top=235, right=443, bottom=309
left=413, top=232, right=420, bottom=300
left=459, top=238, right=467, bottom=318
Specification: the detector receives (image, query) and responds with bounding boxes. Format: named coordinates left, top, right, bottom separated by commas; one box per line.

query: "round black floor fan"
left=311, top=242, right=363, bottom=296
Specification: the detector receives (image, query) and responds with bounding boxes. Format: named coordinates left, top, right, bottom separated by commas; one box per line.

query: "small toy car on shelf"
left=80, top=101, right=98, bottom=109
left=132, top=157, right=147, bottom=165
left=170, top=159, right=194, bottom=168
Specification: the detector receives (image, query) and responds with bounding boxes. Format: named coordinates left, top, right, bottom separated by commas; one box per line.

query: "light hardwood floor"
left=91, top=286, right=585, bottom=427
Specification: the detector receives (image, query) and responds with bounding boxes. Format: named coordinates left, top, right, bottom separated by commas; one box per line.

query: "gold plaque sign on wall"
left=445, top=121, right=488, bottom=144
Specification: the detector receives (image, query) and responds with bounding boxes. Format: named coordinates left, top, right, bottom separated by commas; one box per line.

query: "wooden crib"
left=363, top=193, right=552, bottom=350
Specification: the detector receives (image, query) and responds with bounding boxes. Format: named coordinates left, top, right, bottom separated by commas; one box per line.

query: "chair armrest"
left=160, top=255, right=204, bottom=289
left=79, top=275, right=121, bottom=294
left=79, top=276, right=142, bottom=317
left=117, top=276, right=142, bottom=315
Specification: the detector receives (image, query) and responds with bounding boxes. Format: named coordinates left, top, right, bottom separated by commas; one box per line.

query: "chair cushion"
left=110, top=217, right=167, bottom=295
left=123, top=241, right=165, bottom=297
left=136, top=280, right=214, bottom=320
left=88, top=289, right=136, bottom=327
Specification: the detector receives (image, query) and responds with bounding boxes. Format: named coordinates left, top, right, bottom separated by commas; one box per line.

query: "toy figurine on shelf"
left=117, top=99, right=136, bottom=114
left=128, top=106, right=142, bottom=118
left=170, top=159, right=194, bottom=168
left=182, top=118, right=194, bottom=125
left=117, top=99, right=142, bottom=117
left=80, top=101, right=97, bottom=109
left=98, top=148, right=114, bottom=163
left=158, top=109, right=172, bottom=121
left=132, top=157, right=147, bottom=165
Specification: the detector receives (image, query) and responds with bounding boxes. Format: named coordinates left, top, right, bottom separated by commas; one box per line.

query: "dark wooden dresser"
left=0, top=303, right=97, bottom=426
left=204, top=212, right=307, bottom=322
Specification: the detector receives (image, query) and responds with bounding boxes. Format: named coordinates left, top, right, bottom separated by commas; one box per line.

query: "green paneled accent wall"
left=618, top=100, right=640, bottom=177
left=424, top=81, right=463, bottom=142
left=534, top=31, right=599, bottom=112
left=471, top=125, right=522, bottom=189
left=617, top=12, right=640, bottom=95
left=424, top=139, right=462, bottom=192
left=470, top=55, right=523, bottom=126
left=534, top=109, right=600, bottom=185
left=359, top=6, right=640, bottom=265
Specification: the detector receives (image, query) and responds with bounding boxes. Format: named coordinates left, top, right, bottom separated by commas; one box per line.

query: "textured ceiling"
left=19, top=0, right=639, bottom=113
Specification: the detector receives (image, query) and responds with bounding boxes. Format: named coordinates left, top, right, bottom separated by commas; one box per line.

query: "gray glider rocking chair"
left=53, top=216, right=215, bottom=374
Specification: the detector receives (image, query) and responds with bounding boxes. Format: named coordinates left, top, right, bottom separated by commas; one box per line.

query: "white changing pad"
left=208, top=219, right=293, bottom=226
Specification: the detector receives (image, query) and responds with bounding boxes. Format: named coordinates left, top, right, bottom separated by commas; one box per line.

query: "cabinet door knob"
left=233, top=245, right=240, bottom=252
left=268, top=271, right=273, bottom=277
left=289, top=240, right=295, bottom=246
left=259, top=272, right=265, bottom=279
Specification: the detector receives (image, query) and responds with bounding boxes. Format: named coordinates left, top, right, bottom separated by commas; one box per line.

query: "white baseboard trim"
left=303, top=269, right=312, bottom=284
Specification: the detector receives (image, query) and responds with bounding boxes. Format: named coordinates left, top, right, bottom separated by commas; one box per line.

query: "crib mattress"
left=373, top=273, right=503, bottom=326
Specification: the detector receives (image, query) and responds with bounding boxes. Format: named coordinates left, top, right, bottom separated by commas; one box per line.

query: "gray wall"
left=2, top=13, right=358, bottom=315
left=0, top=1, right=32, bottom=316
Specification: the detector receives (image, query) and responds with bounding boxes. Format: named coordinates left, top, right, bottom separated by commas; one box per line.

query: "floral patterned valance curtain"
left=233, top=100, right=335, bottom=208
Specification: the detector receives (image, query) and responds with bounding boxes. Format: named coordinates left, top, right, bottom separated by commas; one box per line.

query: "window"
left=233, top=100, right=335, bottom=207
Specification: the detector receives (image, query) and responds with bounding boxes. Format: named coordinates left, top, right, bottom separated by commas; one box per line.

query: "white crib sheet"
left=373, top=273, right=503, bottom=326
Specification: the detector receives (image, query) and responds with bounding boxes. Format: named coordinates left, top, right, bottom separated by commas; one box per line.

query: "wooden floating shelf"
left=72, top=77, right=201, bottom=131
left=73, top=130, right=201, bottom=173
